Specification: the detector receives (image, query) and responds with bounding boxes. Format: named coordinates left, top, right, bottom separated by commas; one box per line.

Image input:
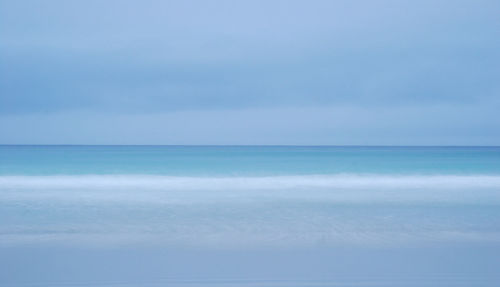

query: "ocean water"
left=1, top=146, right=500, bottom=286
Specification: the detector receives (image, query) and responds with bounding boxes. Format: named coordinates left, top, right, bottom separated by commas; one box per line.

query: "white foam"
left=1, top=174, right=500, bottom=190
left=2, top=174, right=500, bottom=247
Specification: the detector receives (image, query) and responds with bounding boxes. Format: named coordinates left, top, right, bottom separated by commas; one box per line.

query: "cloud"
left=0, top=0, right=499, bottom=143
left=1, top=104, right=499, bottom=145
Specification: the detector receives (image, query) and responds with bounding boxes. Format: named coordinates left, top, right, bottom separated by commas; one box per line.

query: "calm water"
left=1, top=146, right=500, bottom=286
left=1, top=145, right=500, bottom=175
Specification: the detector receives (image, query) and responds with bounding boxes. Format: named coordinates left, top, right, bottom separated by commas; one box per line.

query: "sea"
left=1, top=145, right=500, bottom=286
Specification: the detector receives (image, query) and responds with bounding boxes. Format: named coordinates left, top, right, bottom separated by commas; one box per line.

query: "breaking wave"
left=1, top=174, right=500, bottom=190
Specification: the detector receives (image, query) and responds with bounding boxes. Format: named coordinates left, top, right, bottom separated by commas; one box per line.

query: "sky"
left=0, top=0, right=499, bottom=145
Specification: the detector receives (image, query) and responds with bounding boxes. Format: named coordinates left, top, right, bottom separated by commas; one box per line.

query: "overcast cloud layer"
left=1, top=0, right=499, bottom=144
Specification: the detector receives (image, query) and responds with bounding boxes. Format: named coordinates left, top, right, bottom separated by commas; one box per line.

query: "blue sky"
left=1, top=0, right=499, bottom=144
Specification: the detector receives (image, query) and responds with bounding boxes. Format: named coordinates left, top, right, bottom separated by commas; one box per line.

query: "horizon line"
left=1, top=144, right=499, bottom=148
